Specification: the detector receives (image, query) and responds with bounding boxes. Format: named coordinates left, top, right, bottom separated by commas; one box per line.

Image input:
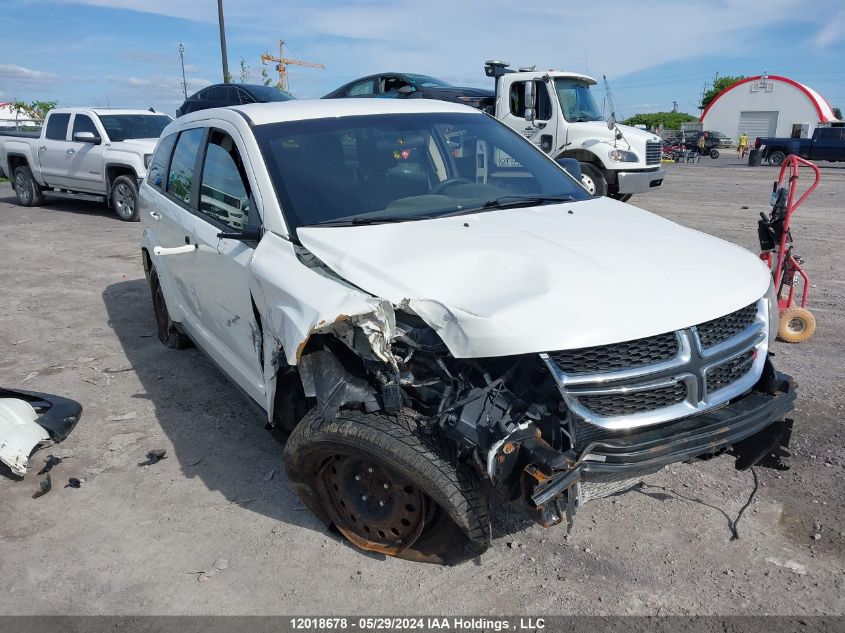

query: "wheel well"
left=6, top=154, right=29, bottom=177
left=557, top=149, right=601, bottom=166
left=106, top=165, right=138, bottom=194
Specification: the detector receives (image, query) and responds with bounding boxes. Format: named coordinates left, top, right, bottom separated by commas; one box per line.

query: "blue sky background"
left=1, top=0, right=844, bottom=118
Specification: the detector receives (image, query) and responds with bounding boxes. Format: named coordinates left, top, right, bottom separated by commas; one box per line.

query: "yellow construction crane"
left=261, top=39, right=324, bottom=93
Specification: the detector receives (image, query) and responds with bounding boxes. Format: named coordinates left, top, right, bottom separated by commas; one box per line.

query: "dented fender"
left=249, top=232, right=398, bottom=418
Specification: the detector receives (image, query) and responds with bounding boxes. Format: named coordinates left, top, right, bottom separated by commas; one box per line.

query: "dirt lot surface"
left=1, top=157, right=843, bottom=616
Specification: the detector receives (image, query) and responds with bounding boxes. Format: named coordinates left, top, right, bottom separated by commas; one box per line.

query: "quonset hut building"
left=701, top=74, right=841, bottom=141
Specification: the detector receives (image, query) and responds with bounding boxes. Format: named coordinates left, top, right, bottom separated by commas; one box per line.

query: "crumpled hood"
left=297, top=198, right=770, bottom=358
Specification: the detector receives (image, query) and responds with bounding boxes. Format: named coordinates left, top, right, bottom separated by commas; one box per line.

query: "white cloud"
left=815, top=10, right=845, bottom=47
left=103, top=73, right=212, bottom=104
left=0, top=63, right=58, bottom=83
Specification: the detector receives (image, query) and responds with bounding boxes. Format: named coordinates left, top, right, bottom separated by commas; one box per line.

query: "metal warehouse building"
left=701, top=74, right=841, bottom=141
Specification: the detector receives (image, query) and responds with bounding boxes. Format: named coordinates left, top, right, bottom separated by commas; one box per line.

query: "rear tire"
left=579, top=162, right=607, bottom=197
left=777, top=306, right=815, bottom=343
left=284, top=408, right=491, bottom=565
left=710, top=149, right=720, bottom=159
left=768, top=151, right=786, bottom=167
left=111, top=175, right=139, bottom=222
left=149, top=265, right=191, bottom=349
left=12, top=166, right=44, bottom=207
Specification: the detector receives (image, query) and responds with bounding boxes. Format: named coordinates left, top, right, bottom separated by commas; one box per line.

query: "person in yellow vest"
left=697, top=132, right=706, bottom=156
left=737, top=132, right=748, bottom=158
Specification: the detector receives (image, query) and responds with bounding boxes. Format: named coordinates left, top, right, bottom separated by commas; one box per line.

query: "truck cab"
left=486, top=61, right=665, bottom=199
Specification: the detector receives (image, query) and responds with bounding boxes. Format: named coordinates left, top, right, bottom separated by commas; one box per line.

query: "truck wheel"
left=777, top=306, right=816, bottom=343
left=148, top=265, right=191, bottom=349
left=768, top=151, right=786, bottom=167
left=710, top=149, right=720, bottom=159
left=111, top=175, right=139, bottom=222
left=12, top=166, right=44, bottom=207
left=579, top=163, right=606, bottom=197
left=284, top=408, right=491, bottom=565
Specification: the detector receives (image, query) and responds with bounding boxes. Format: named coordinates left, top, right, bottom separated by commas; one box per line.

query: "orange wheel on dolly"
left=778, top=306, right=816, bottom=343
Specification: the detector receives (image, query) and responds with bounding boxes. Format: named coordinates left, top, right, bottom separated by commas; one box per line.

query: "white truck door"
left=38, top=113, right=72, bottom=185
left=496, top=77, right=557, bottom=155
left=66, top=113, right=106, bottom=192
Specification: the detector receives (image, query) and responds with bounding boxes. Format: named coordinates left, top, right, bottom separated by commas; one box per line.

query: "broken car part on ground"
left=0, top=387, right=82, bottom=477
left=140, top=99, right=797, bottom=564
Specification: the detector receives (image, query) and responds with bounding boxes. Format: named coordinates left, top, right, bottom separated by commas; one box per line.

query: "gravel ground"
left=0, top=157, right=843, bottom=616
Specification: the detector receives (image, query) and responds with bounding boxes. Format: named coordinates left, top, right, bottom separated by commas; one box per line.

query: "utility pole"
left=217, top=0, right=230, bottom=83
left=261, top=39, right=324, bottom=92
left=178, top=43, right=189, bottom=99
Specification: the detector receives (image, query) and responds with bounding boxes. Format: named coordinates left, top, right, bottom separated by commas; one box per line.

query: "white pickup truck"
left=0, top=108, right=172, bottom=221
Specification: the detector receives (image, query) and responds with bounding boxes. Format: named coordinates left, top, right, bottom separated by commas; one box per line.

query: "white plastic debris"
left=0, top=398, right=51, bottom=476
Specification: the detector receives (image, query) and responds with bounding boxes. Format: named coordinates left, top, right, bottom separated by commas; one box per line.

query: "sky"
left=1, top=0, right=844, bottom=118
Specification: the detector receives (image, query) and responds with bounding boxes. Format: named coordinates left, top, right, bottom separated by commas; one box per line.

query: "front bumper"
left=616, top=168, right=666, bottom=194
left=500, top=365, right=795, bottom=526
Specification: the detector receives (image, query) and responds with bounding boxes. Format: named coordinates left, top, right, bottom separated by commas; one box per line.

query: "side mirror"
left=524, top=81, right=536, bottom=123
left=217, top=226, right=262, bottom=242
left=607, top=115, right=616, bottom=131
left=397, top=85, right=416, bottom=95
left=73, top=131, right=101, bottom=144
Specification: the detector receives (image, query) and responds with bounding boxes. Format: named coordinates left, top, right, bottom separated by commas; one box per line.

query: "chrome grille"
left=548, top=332, right=678, bottom=374
left=542, top=300, right=769, bottom=430
left=696, top=304, right=757, bottom=348
left=706, top=350, right=756, bottom=394
left=645, top=141, right=662, bottom=165
left=580, top=383, right=686, bottom=417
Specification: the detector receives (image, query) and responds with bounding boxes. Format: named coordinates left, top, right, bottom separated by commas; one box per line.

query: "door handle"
left=148, top=210, right=162, bottom=221
left=153, top=244, right=196, bottom=256
left=67, top=148, right=75, bottom=155
left=39, top=146, right=47, bottom=152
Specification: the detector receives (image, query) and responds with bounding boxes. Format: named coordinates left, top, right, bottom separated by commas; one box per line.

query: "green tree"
left=700, top=75, right=745, bottom=111
left=260, top=64, right=272, bottom=87
left=622, top=111, right=698, bottom=130
left=833, top=106, right=842, bottom=120
left=10, top=99, right=57, bottom=121
left=239, top=57, right=250, bottom=83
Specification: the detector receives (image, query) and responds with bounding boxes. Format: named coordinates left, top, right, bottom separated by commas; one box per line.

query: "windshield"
left=97, top=114, right=172, bottom=141
left=553, top=79, right=603, bottom=122
left=254, top=112, right=589, bottom=235
left=406, top=74, right=452, bottom=88
left=245, top=85, right=295, bottom=102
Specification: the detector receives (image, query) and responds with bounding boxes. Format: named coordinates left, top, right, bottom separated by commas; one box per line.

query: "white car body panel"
left=0, top=398, right=50, bottom=477
left=298, top=197, right=771, bottom=358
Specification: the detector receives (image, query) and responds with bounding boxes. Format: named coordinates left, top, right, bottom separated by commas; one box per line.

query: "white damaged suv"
left=140, top=99, right=795, bottom=564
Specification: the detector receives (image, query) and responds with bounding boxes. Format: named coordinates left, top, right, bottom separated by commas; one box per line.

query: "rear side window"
left=45, top=113, right=70, bottom=140
left=166, top=128, right=204, bottom=203
left=147, top=133, right=177, bottom=190
left=346, top=79, right=375, bottom=97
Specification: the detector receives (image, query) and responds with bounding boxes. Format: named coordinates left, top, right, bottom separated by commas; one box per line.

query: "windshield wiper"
left=307, top=215, right=433, bottom=227
left=432, top=194, right=576, bottom=217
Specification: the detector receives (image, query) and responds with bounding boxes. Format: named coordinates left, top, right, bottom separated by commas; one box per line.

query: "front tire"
left=12, top=166, right=44, bottom=207
left=579, top=162, right=607, bottom=197
left=710, top=149, right=720, bottom=159
left=284, top=408, right=491, bottom=565
left=148, top=265, right=191, bottom=349
left=768, top=151, right=786, bottom=167
left=111, top=175, right=139, bottom=222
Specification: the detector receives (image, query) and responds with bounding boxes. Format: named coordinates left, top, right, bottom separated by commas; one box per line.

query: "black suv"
left=176, top=84, right=294, bottom=117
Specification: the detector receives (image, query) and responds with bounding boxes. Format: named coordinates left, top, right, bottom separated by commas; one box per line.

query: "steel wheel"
left=316, top=454, right=427, bottom=555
